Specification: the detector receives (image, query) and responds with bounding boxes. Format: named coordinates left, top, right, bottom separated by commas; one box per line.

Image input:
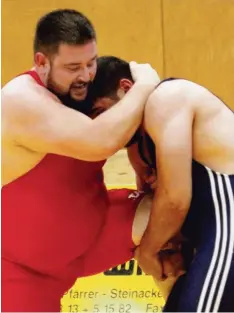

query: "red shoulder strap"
left=20, top=70, right=45, bottom=87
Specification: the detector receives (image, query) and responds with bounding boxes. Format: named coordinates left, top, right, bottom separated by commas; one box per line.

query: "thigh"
left=173, top=242, right=234, bottom=312
left=218, top=255, right=234, bottom=311
left=164, top=245, right=213, bottom=312
left=2, top=258, right=65, bottom=312
left=80, top=189, right=145, bottom=277
left=177, top=183, right=234, bottom=312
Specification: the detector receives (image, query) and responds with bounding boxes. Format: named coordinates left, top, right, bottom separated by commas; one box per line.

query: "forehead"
left=91, top=97, right=117, bottom=118
left=55, top=41, right=97, bottom=64
left=93, top=97, right=117, bottom=109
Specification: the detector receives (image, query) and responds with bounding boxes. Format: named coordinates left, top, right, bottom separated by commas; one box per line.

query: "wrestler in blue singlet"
left=139, top=80, right=234, bottom=312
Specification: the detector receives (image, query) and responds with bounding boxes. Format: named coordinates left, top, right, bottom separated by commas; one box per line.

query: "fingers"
left=129, top=61, right=160, bottom=86
left=160, top=251, right=186, bottom=279
left=135, top=248, right=165, bottom=280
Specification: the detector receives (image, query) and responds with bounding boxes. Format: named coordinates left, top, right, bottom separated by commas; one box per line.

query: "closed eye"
left=67, top=67, right=80, bottom=72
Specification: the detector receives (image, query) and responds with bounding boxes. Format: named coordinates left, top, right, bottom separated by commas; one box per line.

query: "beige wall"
left=1, top=0, right=163, bottom=84
left=163, top=0, right=234, bottom=107
left=2, top=0, right=234, bottom=108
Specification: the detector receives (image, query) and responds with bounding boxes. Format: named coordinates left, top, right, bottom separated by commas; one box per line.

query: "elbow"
left=80, top=142, right=118, bottom=161
left=88, top=141, right=119, bottom=161
left=82, top=140, right=121, bottom=161
left=85, top=124, right=123, bottom=160
left=53, top=140, right=115, bottom=162
left=169, top=194, right=191, bottom=217
left=97, top=139, right=124, bottom=159
left=157, top=188, right=192, bottom=215
left=164, top=195, right=191, bottom=229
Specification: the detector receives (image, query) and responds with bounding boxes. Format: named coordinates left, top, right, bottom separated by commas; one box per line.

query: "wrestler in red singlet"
left=2, top=71, right=144, bottom=312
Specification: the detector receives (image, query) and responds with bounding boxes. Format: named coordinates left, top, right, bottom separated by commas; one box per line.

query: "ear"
left=34, top=52, right=50, bottom=84
left=34, top=52, right=48, bottom=67
left=119, top=79, right=133, bottom=92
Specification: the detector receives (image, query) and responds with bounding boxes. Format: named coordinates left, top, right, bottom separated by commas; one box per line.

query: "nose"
left=78, top=66, right=91, bottom=82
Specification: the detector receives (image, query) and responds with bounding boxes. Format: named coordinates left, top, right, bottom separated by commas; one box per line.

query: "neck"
left=32, top=66, right=49, bottom=86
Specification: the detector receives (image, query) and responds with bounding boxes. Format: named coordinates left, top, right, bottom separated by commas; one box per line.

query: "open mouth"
left=72, top=83, right=88, bottom=90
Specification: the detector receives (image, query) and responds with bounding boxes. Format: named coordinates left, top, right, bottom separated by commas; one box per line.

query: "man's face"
left=91, top=88, right=126, bottom=118
left=47, top=41, right=97, bottom=101
left=91, top=97, right=118, bottom=117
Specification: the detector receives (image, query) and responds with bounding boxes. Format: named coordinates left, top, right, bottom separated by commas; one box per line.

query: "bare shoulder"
left=3, top=75, right=59, bottom=109
left=2, top=74, right=62, bottom=146
left=2, top=75, right=61, bottom=123
left=146, top=79, right=208, bottom=114
left=153, top=79, right=207, bottom=100
left=3, top=74, right=43, bottom=98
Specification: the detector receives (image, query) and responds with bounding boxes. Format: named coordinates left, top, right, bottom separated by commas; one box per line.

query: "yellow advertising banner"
left=61, top=260, right=165, bottom=313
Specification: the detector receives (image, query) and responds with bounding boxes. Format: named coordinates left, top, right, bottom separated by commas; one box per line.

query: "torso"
left=135, top=79, right=234, bottom=247
left=2, top=71, right=109, bottom=275
left=139, top=79, right=234, bottom=175
left=192, top=83, right=234, bottom=173
left=2, top=71, right=58, bottom=185
left=2, top=140, right=46, bottom=186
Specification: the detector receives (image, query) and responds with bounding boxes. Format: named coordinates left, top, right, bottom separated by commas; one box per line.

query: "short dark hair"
left=34, top=9, right=96, bottom=55
left=89, top=56, right=140, bottom=147
left=89, top=56, right=133, bottom=102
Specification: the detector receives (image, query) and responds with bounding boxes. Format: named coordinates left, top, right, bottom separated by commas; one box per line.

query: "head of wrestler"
left=89, top=56, right=139, bottom=146
left=34, top=9, right=97, bottom=109
left=90, top=56, right=134, bottom=114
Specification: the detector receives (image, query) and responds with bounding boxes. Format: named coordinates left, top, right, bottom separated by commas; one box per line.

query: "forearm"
left=15, top=82, right=154, bottom=161
left=92, top=83, right=154, bottom=154
left=146, top=191, right=190, bottom=252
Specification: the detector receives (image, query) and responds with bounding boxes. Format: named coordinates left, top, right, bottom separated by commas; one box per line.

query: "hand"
left=130, top=61, right=160, bottom=87
left=135, top=246, right=164, bottom=280
left=160, top=250, right=186, bottom=279
left=136, top=175, right=151, bottom=193
left=142, top=168, right=157, bottom=190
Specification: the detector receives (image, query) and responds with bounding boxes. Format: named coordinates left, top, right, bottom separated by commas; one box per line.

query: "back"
left=191, top=80, right=234, bottom=173
left=143, top=79, right=234, bottom=174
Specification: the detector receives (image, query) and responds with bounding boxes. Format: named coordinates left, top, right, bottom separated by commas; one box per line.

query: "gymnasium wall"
left=2, top=0, right=234, bottom=109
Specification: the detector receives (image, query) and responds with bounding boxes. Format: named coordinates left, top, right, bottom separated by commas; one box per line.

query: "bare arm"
left=143, top=81, right=194, bottom=252
left=127, top=143, right=148, bottom=190
left=3, top=77, right=157, bottom=162
left=127, top=143, right=155, bottom=191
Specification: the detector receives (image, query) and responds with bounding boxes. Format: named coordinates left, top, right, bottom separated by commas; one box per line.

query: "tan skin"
left=2, top=35, right=183, bottom=298
left=2, top=43, right=178, bottom=299
left=2, top=41, right=161, bottom=185
left=93, top=78, right=234, bottom=280
left=35, top=42, right=97, bottom=101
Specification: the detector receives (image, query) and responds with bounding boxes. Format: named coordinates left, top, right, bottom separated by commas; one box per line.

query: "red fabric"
left=2, top=189, right=143, bottom=312
left=2, top=71, right=143, bottom=312
left=22, top=70, right=45, bottom=87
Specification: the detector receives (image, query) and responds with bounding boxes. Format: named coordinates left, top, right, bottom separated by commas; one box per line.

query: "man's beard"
left=55, top=91, right=93, bottom=115
left=48, top=79, right=94, bottom=115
